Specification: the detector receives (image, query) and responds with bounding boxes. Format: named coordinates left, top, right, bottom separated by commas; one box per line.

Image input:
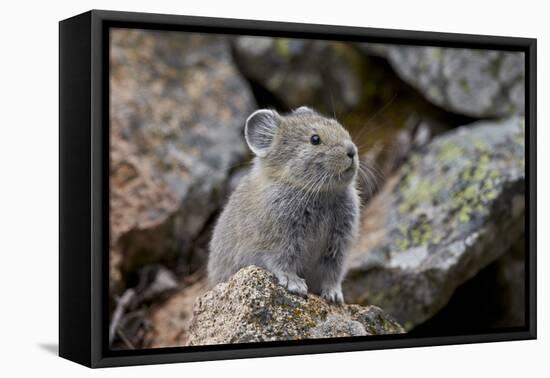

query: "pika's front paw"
left=276, top=272, right=308, bottom=297
left=321, top=286, right=344, bottom=304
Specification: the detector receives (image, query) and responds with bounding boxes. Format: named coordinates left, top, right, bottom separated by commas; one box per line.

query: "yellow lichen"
left=274, top=39, right=290, bottom=58
left=438, top=143, right=463, bottom=162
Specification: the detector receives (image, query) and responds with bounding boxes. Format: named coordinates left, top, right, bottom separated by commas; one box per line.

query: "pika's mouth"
left=339, top=162, right=356, bottom=178
left=344, top=160, right=356, bottom=172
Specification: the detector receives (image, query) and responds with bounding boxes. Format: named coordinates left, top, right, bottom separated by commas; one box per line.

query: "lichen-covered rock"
left=358, top=44, right=524, bottom=118
left=343, top=116, right=525, bottom=330
left=110, top=29, right=256, bottom=292
left=233, top=37, right=364, bottom=115
left=187, top=266, right=404, bottom=345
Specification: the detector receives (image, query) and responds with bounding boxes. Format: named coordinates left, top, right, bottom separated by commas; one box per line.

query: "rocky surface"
left=233, top=37, right=365, bottom=115
left=358, top=45, right=525, bottom=118
left=107, top=30, right=527, bottom=348
left=187, top=266, right=404, bottom=345
left=144, top=279, right=209, bottom=348
left=109, top=265, right=179, bottom=348
left=110, top=29, right=256, bottom=292
left=492, top=236, right=526, bottom=327
left=409, top=236, right=526, bottom=335
left=343, top=116, right=525, bottom=330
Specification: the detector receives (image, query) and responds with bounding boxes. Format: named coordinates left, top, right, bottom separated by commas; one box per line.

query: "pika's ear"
left=245, top=109, right=280, bottom=157
left=294, top=106, right=316, bottom=115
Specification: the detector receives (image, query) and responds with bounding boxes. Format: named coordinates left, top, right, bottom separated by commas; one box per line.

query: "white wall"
left=0, top=0, right=546, bottom=376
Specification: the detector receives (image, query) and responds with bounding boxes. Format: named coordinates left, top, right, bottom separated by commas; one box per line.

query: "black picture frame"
left=59, top=9, right=537, bottom=368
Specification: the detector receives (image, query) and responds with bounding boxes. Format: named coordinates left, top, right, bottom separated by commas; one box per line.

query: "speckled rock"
left=358, top=44, right=524, bottom=118
left=343, top=116, right=525, bottom=330
left=187, top=266, right=404, bottom=345
left=233, top=37, right=364, bottom=114
left=109, top=29, right=256, bottom=292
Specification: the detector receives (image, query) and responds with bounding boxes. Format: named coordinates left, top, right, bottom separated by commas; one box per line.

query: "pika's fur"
left=208, top=106, right=360, bottom=303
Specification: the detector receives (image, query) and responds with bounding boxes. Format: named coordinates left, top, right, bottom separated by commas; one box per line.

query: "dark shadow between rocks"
left=410, top=237, right=526, bottom=337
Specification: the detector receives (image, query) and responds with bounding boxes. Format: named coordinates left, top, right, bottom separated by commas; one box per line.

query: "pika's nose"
left=346, top=145, right=356, bottom=159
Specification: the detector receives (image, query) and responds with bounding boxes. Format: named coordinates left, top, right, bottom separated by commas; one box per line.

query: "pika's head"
left=245, top=106, right=358, bottom=191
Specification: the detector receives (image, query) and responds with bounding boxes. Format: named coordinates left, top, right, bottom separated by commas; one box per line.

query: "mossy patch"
left=395, top=214, right=441, bottom=251
left=398, top=174, right=445, bottom=215
left=437, top=142, right=463, bottom=162
left=394, top=131, right=506, bottom=248
left=451, top=150, right=500, bottom=223
left=274, top=39, right=290, bottom=58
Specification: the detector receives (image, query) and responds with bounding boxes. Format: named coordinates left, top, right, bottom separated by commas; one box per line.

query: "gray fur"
left=208, top=108, right=360, bottom=303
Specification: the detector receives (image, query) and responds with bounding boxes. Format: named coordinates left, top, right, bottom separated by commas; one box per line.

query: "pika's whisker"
left=352, top=93, right=398, bottom=142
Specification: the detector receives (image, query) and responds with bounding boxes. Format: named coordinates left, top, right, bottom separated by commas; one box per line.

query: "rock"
left=109, top=265, right=180, bottom=349
left=492, top=236, right=526, bottom=327
left=138, top=265, right=178, bottom=302
left=358, top=44, right=525, bottom=118
left=110, top=29, right=256, bottom=292
left=343, top=116, right=525, bottom=330
left=145, top=279, right=209, bottom=348
left=233, top=37, right=364, bottom=115
left=409, top=236, right=526, bottom=335
left=187, top=266, right=404, bottom=345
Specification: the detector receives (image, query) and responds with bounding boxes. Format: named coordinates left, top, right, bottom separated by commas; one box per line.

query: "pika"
left=207, top=106, right=360, bottom=303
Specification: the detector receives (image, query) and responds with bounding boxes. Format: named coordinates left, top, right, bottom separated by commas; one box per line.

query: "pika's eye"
left=310, top=134, right=321, bottom=145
